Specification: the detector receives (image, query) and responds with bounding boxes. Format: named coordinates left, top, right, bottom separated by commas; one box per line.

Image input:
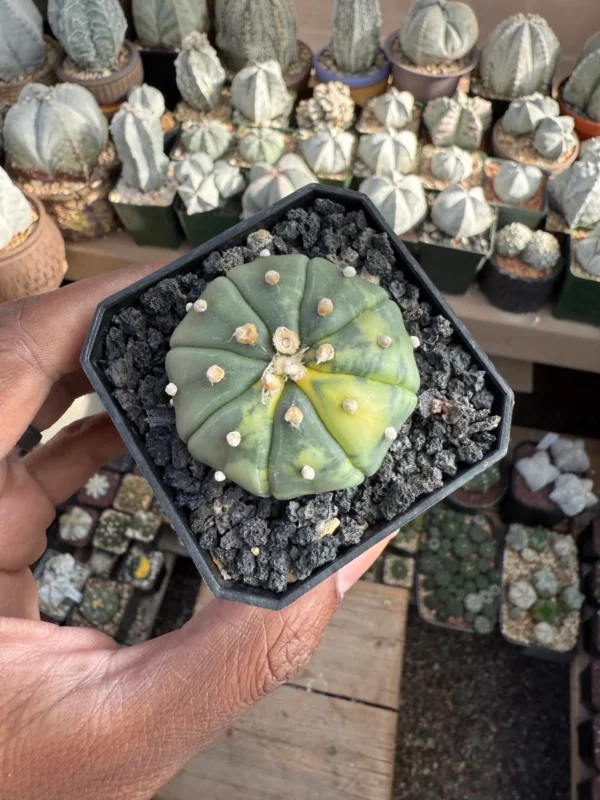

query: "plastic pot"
left=313, top=45, right=391, bottom=107
left=174, top=195, right=241, bottom=247
left=110, top=196, right=184, bottom=248
left=558, top=78, right=600, bottom=142
left=138, top=47, right=179, bottom=111
left=554, top=257, right=600, bottom=328
left=419, top=219, right=496, bottom=295
left=502, top=441, right=567, bottom=529
left=81, top=184, right=513, bottom=611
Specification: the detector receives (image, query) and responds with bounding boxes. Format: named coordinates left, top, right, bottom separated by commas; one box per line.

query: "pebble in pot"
left=561, top=33, right=600, bottom=141
left=356, top=128, right=418, bottom=178
left=360, top=170, right=427, bottom=237
left=231, top=60, right=294, bottom=130
left=241, top=153, right=317, bottom=218
left=174, top=32, right=227, bottom=123
left=423, top=91, right=492, bottom=150
left=296, top=81, right=355, bottom=132
left=300, top=126, right=356, bottom=187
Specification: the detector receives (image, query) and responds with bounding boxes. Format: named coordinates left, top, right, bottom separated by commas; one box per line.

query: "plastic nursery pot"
left=502, top=441, right=567, bottom=529
left=313, top=45, right=391, bottom=108
left=111, top=196, right=184, bottom=249
left=491, top=119, right=580, bottom=177
left=554, top=253, right=600, bottom=328
left=447, top=460, right=508, bottom=511
left=81, top=184, right=513, bottom=611
left=174, top=195, right=241, bottom=247
left=558, top=78, right=600, bottom=142
left=0, top=36, right=59, bottom=106
left=138, top=47, right=179, bottom=111
left=383, top=31, right=479, bottom=104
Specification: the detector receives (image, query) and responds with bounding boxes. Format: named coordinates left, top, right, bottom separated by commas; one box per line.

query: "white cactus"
left=132, top=0, right=208, bottom=49
left=300, top=127, right=354, bottom=175
left=175, top=32, right=226, bottom=112
left=430, top=146, right=472, bottom=183
left=175, top=152, right=245, bottom=214
left=331, top=0, right=382, bottom=74
left=242, top=153, right=316, bottom=218
left=238, top=127, right=285, bottom=165
left=580, top=137, right=600, bottom=164
left=493, top=161, right=543, bottom=204
left=576, top=226, right=600, bottom=276
left=359, top=171, right=427, bottom=235
left=110, top=103, right=169, bottom=192
left=502, top=94, right=560, bottom=136
left=423, top=92, right=492, bottom=150
left=372, top=89, right=414, bottom=130
left=533, top=116, right=578, bottom=161
left=127, top=84, right=165, bottom=118
left=563, top=33, right=600, bottom=122
left=0, top=0, right=45, bottom=82
left=432, top=184, right=494, bottom=238
left=48, top=0, right=127, bottom=70
left=358, top=129, right=418, bottom=175
left=400, top=0, right=479, bottom=66
left=231, top=60, right=289, bottom=124
left=181, top=119, right=232, bottom=160
left=548, top=160, right=600, bottom=228
left=0, top=166, right=34, bottom=249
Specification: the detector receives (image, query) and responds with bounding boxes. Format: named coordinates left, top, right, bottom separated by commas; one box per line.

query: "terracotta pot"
left=557, top=78, right=600, bottom=142
left=54, top=40, right=143, bottom=110
left=491, top=120, right=579, bottom=177
left=313, top=45, right=391, bottom=107
left=0, top=36, right=58, bottom=106
left=0, top=197, right=67, bottom=303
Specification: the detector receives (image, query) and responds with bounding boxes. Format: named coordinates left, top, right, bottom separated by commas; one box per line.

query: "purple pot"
left=313, top=45, right=391, bottom=106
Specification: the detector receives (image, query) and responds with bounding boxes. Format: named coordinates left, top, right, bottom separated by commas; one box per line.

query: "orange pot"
left=558, top=78, right=600, bottom=142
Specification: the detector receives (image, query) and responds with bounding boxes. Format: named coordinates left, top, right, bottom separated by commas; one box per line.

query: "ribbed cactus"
left=296, top=82, right=355, bottom=131
left=231, top=60, right=289, bottom=124
left=493, top=161, right=543, bottom=204
left=502, top=94, right=559, bottom=136
left=549, top=160, right=600, bottom=228
left=110, top=103, right=169, bottom=192
left=128, top=84, right=165, bottom=118
left=48, top=0, right=127, bottom=70
left=423, top=92, right=492, bottom=150
left=360, top=171, right=427, bottom=235
left=479, top=14, right=560, bottom=98
left=430, top=146, right=472, bottom=183
left=175, top=153, right=245, bottom=214
left=215, top=0, right=298, bottom=73
left=300, top=127, right=355, bottom=175
left=431, top=185, right=493, bottom=238
left=372, top=89, right=414, bottom=130
left=242, top=153, right=316, bottom=218
left=562, top=34, right=600, bottom=122
left=521, top=230, right=561, bottom=270
left=4, top=83, right=108, bottom=178
left=238, top=127, right=285, bottom=165
left=576, top=227, right=600, bottom=277
left=400, top=0, right=479, bottom=66
left=496, top=222, right=533, bottom=258
left=580, top=137, right=600, bottom=164
left=175, top=33, right=226, bottom=113
left=0, top=0, right=45, bottom=82
left=331, top=0, right=382, bottom=75
left=358, top=130, right=418, bottom=175
left=132, top=0, right=208, bottom=48
left=0, top=166, right=34, bottom=249
left=181, top=119, right=232, bottom=160
left=533, top=117, right=577, bottom=161
left=166, top=254, right=420, bottom=499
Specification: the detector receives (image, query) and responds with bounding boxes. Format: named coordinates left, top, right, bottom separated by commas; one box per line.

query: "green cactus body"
left=463, top=463, right=501, bottom=492
left=80, top=582, right=120, bottom=625
left=400, top=0, right=479, bottom=67
left=166, top=255, right=420, bottom=500
left=132, top=0, right=208, bottom=49
left=563, top=36, right=600, bottom=122
left=0, top=0, right=45, bottom=82
left=331, top=0, right=382, bottom=75
left=48, top=0, right=127, bottom=70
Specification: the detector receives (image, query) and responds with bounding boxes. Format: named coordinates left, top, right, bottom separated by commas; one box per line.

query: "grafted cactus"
left=300, top=127, right=354, bottom=175
left=110, top=103, right=169, bottom=192
left=231, top=61, right=289, bottom=124
left=132, top=0, right=208, bottom=49
left=0, top=0, right=45, bottom=82
left=181, top=119, right=232, bottom=160
left=533, top=117, right=577, bottom=161
left=493, top=161, right=543, bottom=204
left=175, top=153, right=245, bottom=214
left=423, top=92, right=492, bottom=150
left=431, top=185, right=493, bottom=238
left=496, top=222, right=533, bottom=257
left=372, top=89, right=414, bottom=130
left=400, top=0, right=479, bottom=66
left=296, top=82, right=355, bottom=131
left=580, top=137, right=600, bottom=164
left=239, top=127, right=285, bottom=165
left=522, top=230, right=561, bottom=270
left=175, top=33, right=226, bottom=113
left=548, top=160, right=600, bottom=228
left=502, top=94, right=559, bottom=136
left=431, top=146, right=472, bottom=183
left=331, top=0, right=382, bottom=75
left=562, top=34, right=600, bottom=122
left=576, top=228, right=600, bottom=277
left=242, top=153, right=316, bottom=218
left=127, top=84, right=165, bottom=118
left=479, top=14, right=560, bottom=98
left=358, top=130, right=418, bottom=175
left=215, top=0, right=298, bottom=73
left=166, top=254, right=420, bottom=499
left=4, top=83, right=108, bottom=178
left=0, top=167, right=34, bottom=249
left=48, top=0, right=127, bottom=70
left=360, top=171, right=427, bottom=235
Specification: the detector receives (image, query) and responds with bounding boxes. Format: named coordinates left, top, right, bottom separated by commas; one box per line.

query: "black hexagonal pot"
left=81, top=185, right=514, bottom=611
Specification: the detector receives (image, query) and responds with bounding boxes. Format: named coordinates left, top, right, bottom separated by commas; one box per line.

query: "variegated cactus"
left=479, top=14, right=560, bottom=98
left=521, top=230, right=561, bottom=270
left=296, top=82, right=355, bottom=131
left=110, top=103, right=169, bottom=192
left=301, top=127, right=355, bottom=175
left=48, top=0, right=127, bottom=70
left=548, top=160, right=600, bottom=229
left=372, top=89, right=414, bottom=130
left=166, top=254, right=420, bottom=499
left=432, top=185, right=494, bottom=238
left=231, top=60, right=289, bottom=124
left=502, top=94, right=559, bottom=136
left=0, top=166, right=34, bottom=249
left=0, top=0, right=45, bottom=82
left=562, top=34, right=600, bottom=122
left=431, top=145, right=472, bottom=183
left=358, top=129, right=418, bottom=175
left=576, top=227, right=600, bottom=276
left=493, top=161, right=543, bottom=204
left=239, top=127, right=285, bottom=165
left=175, top=153, right=245, bottom=214
left=533, top=116, right=578, bottom=161
left=331, top=0, right=382, bottom=74
left=181, top=119, right=232, bottom=160
left=423, top=92, right=492, bottom=150
left=175, top=33, right=226, bottom=112
left=214, top=0, right=298, bottom=73
left=4, top=83, right=108, bottom=178
left=132, top=0, right=208, bottom=49
left=127, top=84, right=165, bottom=118
left=400, top=0, right=479, bottom=66
left=360, top=171, right=427, bottom=235
left=242, top=153, right=316, bottom=218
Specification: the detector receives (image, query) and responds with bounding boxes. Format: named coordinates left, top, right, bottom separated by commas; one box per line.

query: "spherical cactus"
left=533, top=621, right=556, bottom=647
left=359, top=171, right=427, bottom=235
left=563, top=33, right=600, bottom=122
left=493, top=161, right=543, bottom=204
left=576, top=227, right=600, bottom=277
left=175, top=153, right=245, bottom=214
left=431, top=185, right=494, bottom=239
left=423, top=92, right=492, bottom=150
left=238, top=127, right=285, bottom=165
left=300, top=127, right=354, bottom=175
left=231, top=60, right=289, bottom=124
left=331, top=0, right=382, bottom=75
left=111, top=103, right=169, bottom=192
left=400, top=0, right=478, bottom=67
left=531, top=568, right=559, bottom=598
left=48, top=0, right=127, bottom=70
left=127, top=83, right=165, bottom=118
left=548, top=160, right=600, bottom=229
left=508, top=580, right=537, bottom=610
left=533, top=116, right=578, bottom=161
left=181, top=119, right=233, bottom=160
left=502, top=94, right=559, bottom=136
left=521, top=230, right=561, bottom=271
left=358, top=129, right=418, bottom=175
left=296, top=82, right=355, bottom=131
left=132, top=0, right=208, bottom=49
left=242, top=153, right=316, bottom=219
left=561, top=585, right=585, bottom=612
left=372, top=88, right=414, bottom=130
left=580, top=137, right=600, bottom=164
left=80, top=581, right=120, bottom=626
left=166, top=255, right=420, bottom=499
left=175, top=32, right=226, bottom=113
left=479, top=13, right=560, bottom=98
left=505, top=524, right=529, bottom=552
left=430, top=145, right=472, bottom=183
left=0, top=166, right=34, bottom=250
left=495, top=222, right=533, bottom=258
left=0, top=0, right=45, bottom=82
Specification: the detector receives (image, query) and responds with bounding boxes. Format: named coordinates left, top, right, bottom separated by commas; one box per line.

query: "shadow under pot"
left=110, top=184, right=184, bottom=249
left=174, top=195, right=241, bottom=248
left=502, top=441, right=567, bottom=529
left=313, top=45, right=391, bottom=108
left=483, top=157, right=549, bottom=231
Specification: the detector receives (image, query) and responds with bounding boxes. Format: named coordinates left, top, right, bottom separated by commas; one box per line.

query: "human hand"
left=0, top=268, right=391, bottom=800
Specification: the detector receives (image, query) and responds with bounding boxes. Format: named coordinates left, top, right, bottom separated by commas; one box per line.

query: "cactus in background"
left=479, top=14, right=560, bottom=98
left=175, top=153, right=245, bottom=214
left=550, top=473, right=598, bottom=517
left=493, top=161, right=543, bottom=205
left=48, top=0, right=127, bottom=70
left=561, top=585, right=585, bottom=611
left=372, top=89, right=414, bottom=130
left=423, top=92, right=492, bottom=150
left=110, top=103, right=169, bottom=192
left=128, top=83, right=165, bottom=118
left=502, top=94, right=559, bottom=136
left=132, top=0, right=208, bottom=49
left=576, top=227, right=600, bottom=276
left=231, top=60, right=289, bottom=124
left=0, top=0, right=45, bottom=82
left=431, top=185, right=494, bottom=239
left=548, top=160, right=600, bottom=229
left=166, top=253, right=420, bottom=499
left=0, top=166, right=34, bottom=249
left=400, top=0, right=478, bottom=66
left=239, top=127, right=285, bottom=165
left=175, top=33, right=226, bottom=113
left=331, top=0, right=382, bottom=75
left=430, top=146, right=472, bottom=183
left=358, top=129, right=418, bottom=175
left=562, top=34, right=600, bottom=122
left=300, top=127, right=354, bottom=175
left=296, top=82, right=355, bottom=131
left=533, top=116, right=578, bottom=161
left=214, top=0, right=298, bottom=73
left=242, top=153, right=316, bottom=218
left=4, top=83, right=108, bottom=178
left=181, top=119, right=232, bottom=160
left=522, top=230, right=562, bottom=271
left=359, top=171, right=427, bottom=235
left=580, top=137, right=600, bottom=164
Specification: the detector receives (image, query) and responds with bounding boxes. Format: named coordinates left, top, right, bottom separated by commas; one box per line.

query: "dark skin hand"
left=0, top=266, right=392, bottom=800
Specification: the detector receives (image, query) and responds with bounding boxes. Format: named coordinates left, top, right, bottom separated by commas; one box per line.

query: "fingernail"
left=336, top=533, right=396, bottom=598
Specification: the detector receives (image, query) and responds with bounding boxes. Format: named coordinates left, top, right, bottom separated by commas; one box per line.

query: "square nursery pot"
left=81, top=184, right=513, bottom=610
left=111, top=196, right=184, bottom=249
left=175, top=196, right=241, bottom=247
left=554, top=254, right=600, bottom=328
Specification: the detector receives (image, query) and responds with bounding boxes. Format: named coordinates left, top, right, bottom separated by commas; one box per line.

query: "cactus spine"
left=400, top=0, right=479, bottom=66
left=0, top=166, right=34, bottom=249
left=175, top=32, right=226, bottom=112
left=48, top=0, right=127, bottom=70
left=431, top=185, right=493, bottom=239
left=0, top=0, right=45, bottom=82
left=423, top=92, right=491, bottom=150
left=331, top=0, right=382, bottom=75
left=360, top=171, right=427, bottom=235
left=493, top=161, right=543, bottom=204
left=175, top=153, right=245, bottom=214
left=231, top=60, right=289, bottom=124
left=242, top=153, right=316, bottom=218
left=132, top=0, right=208, bottom=49
left=111, top=103, right=169, bottom=192
left=563, top=35, right=600, bottom=122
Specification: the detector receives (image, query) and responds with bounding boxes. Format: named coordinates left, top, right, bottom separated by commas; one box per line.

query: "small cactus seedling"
left=132, top=0, right=208, bottom=49
left=515, top=449, right=559, bottom=492
left=561, top=585, right=584, bottom=612
left=505, top=524, right=529, bottom=552
left=239, top=127, right=286, bottom=165
left=534, top=598, right=559, bottom=624
left=300, top=127, right=355, bottom=175
left=181, top=119, right=233, bottom=160
left=331, top=0, right=382, bottom=75
left=0, top=166, right=34, bottom=250
left=127, top=84, right=165, bottom=118
left=242, top=153, right=316, bottom=218
left=576, top=226, right=600, bottom=277
left=549, top=474, right=598, bottom=517
left=548, top=160, right=600, bottom=229
left=508, top=580, right=537, bottom=610
left=431, top=185, right=494, bottom=239
left=521, top=230, right=562, bottom=271
left=532, top=569, right=558, bottom=598
left=0, top=0, right=45, bottom=82
left=231, top=60, right=289, bottom=125
left=166, top=254, right=420, bottom=499
left=296, top=82, right=355, bottom=131
left=533, top=621, right=557, bottom=647
left=502, top=94, right=559, bottom=136
left=430, top=146, right=472, bottom=183
left=175, top=153, right=245, bottom=214
left=175, top=33, right=226, bottom=113
left=372, top=89, right=414, bottom=130
left=110, top=103, right=169, bottom=192
left=358, top=129, right=418, bottom=175
left=359, top=172, right=427, bottom=236
left=563, top=33, right=600, bottom=122
left=80, top=581, right=120, bottom=626
left=493, top=161, right=543, bottom=205
left=533, top=116, right=578, bottom=161
left=400, top=0, right=479, bottom=67
left=479, top=13, right=561, bottom=98
left=495, top=222, right=533, bottom=258
left=48, top=0, right=127, bottom=71
left=423, top=92, right=492, bottom=150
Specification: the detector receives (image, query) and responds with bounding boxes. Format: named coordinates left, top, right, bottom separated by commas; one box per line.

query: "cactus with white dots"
left=331, top=0, right=382, bottom=75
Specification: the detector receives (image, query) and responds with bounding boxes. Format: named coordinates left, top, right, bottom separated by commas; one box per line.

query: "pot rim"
left=383, top=31, right=479, bottom=81
left=54, top=39, right=141, bottom=89
left=0, top=196, right=48, bottom=262
left=313, top=44, right=391, bottom=88
left=557, top=77, right=600, bottom=135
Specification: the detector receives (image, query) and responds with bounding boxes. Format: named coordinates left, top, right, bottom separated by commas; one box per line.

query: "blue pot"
left=312, top=45, right=391, bottom=106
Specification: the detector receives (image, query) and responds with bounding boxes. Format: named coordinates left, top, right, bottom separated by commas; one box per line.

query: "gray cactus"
left=502, top=94, right=559, bottom=136
left=508, top=580, right=537, bottom=610
left=548, top=160, right=600, bottom=229
left=300, top=127, right=355, bottom=175
left=549, top=473, right=598, bottom=517
left=242, top=153, right=316, bottom=218
left=110, top=103, right=169, bottom=192
left=238, top=127, right=285, bottom=164
left=0, top=0, right=45, bottom=82
left=214, top=0, right=298, bottom=73
left=181, top=119, right=232, bottom=160
left=531, top=569, right=559, bottom=599
left=372, top=89, right=414, bottom=130
left=430, top=145, right=472, bottom=183
left=127, top=84, right=165, bottom=118
left=4, top=83, right=108, bottom=178
left=522, top=230, right=562, bottom=271
left=132, top=0, right=208, bottom=49
left=331, top=0, right=382, bottom=75
left=580, top=137, right=600, bottom=164
left=358, top=129, right=418, bottom=175
left=359, top=172, right=427, bottom=236
left=576, top=226, right=600, bottom=277
left=515, top=449, right=559, bottom=492
left=533, top=622, right=556, bottom=647
left=231, top=60, right=289, bottom=124
left=0, top=166, right=34, bottom=250
left=562, top=34, right=600, bottom=122
left=423, top=92, right=492, bottom=150
left=400, top=0, right=478, bottom=67
left=479, top=13, right=561, bottom=98
left=561, top=585, right=585, bottom=612
left=431, top=185, right=494, bottom=239
left=175, top=153, right=245, bottom=214
left=48, top=0, right=127, bottom=70
left=175, top=32, right=226, bottom=112
left=493, top=161, right=543, bottom=204
left=505, top=524, right=530, bottom=552
left=495, top=222, right=533, bottom=258
left=533, top=116, right=578, bottom=161
left=296, top=82, right=355, bottom=131
left=550, top=437, right=590, bottom=473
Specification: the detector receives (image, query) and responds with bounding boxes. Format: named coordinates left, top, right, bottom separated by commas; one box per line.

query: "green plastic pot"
left=554, top=258, right=600, bottom=327
left=175, top=196, right=242, bottom=247
left=111, top=197, right=184, bottom=248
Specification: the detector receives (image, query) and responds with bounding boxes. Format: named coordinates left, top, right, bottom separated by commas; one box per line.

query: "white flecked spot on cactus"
left=563, top=33, right=600, bottom=122
left=502, top=94, right=559, bottom=136
left=0, top=167, right=34, bottom=250
left=495, top=222, right=533, bottom=258
left=175, top=153, right=245, bottom=214
left=186, top=302, right=193, bottom=312
left=296, top=81, right=356, bottom=131
left=265, top=270, right=280, bottom=285
left=550, top=474, right=598, bottom=516
left=430, top=146, right=473, bottom=183
left=331, top=0, right=382, bottom=74
left=234, top=323, right=259, bottom=345
left=378, top=334, right=392, bottom=349
left=410, top=336, right=421, bottom=349
left=111, top=103, right=169, bottom=193
left=359, top=172, right=427, bottom=236
left=242, top=154, right=317, bottom=219
left=0, top=0, right=45, bottom=81
left=175, top=32, right=226, bottom=112
left=548, top=160, right=600, bottom=229
left=533, top=622, right=556, bottom=647
left=132, top=0, right=208, bottom=49
left=316, top=343, right=335, bottom=364
left=284, top=406, right=304, bottom=427
left=127, top=84, right=166, bottom=118
left=342, top=266, right=357, bottom=277
left=343, top=398, right=359, bottom=414
left=533, top=116, right=578, bottom=161
left=521, top=230, right=561, bottom=271
left=301, top=465, right=316, bottom=481
left=239, top=127, right=286, bottom=165
left=576, top=226, right=600, bottom=277
left=431, top=185, right=494, bottom=239
left=550, top=437, right=590, bottom=473
left=251, top=546, right=260, bottom=556
left=372, top=88, right=414, bottom=130
left=423, top=92, right=492, bottom=151
left=316, top=517, right=341, bottom=537
left=493, top=161, right=543, bottom=205
left=317, top=298, right=334, bottom=316
left=580, top=137, right=600, bottom=164
left=226, top=430, right=242, bottom=447
left=515, top=449, right=560, bottom=492
left=400, top=0, right=479, bottom=66
left=273, top=327, right=300, bottom=355
left=181, top=119, right=233, bottom=160
left=48, top=0, right=127, bottom=70
left=207, top=365, right=225, bottom=385
left=165, top=383, right=178, bottom=397
left=231, top=60, right=289, bottom=124
left=301, top=127, right=355, bottom=175
left=194, top=298, right=207, bottom=312
left=214, top=470, right=226, bottom=482
left=384, top=427, right=397, bottom=441
left=358, top=129, right=418, bottom=175
left=508, top=580, right=537, bottom=610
